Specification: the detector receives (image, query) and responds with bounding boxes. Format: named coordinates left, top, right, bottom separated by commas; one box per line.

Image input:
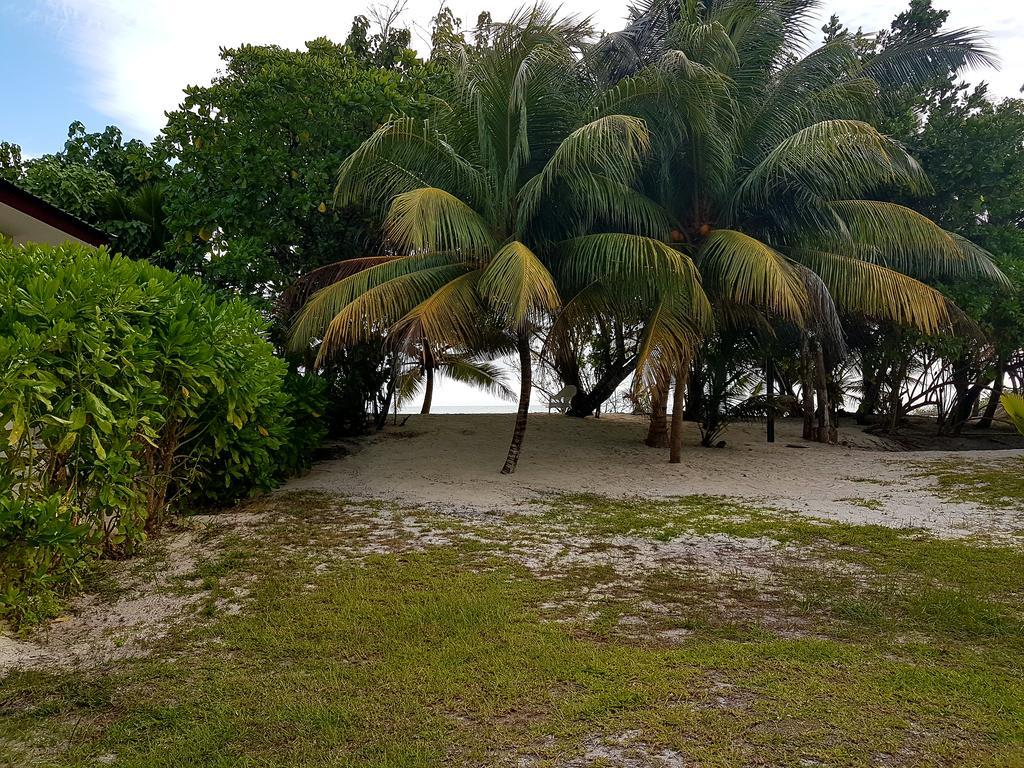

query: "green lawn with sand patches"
left=2, top=492, right=1023, bottom=767
left=920, top=457, right=1024, bottom=513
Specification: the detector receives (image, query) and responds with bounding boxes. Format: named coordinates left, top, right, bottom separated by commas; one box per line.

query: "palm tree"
left=622, top=0, right=1005, bottom=323
left=396, top=342, right=516, bottom=414
left=288, top=6, right=710, bottom=473
left=584, top=0, right=1008, bottom=447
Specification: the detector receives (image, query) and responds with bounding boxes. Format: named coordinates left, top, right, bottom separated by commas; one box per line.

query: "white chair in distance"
left=546, top=385, right=577, bottom=414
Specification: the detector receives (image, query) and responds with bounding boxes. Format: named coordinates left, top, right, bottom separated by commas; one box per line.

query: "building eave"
left=0, top=178, right=110, bottom=247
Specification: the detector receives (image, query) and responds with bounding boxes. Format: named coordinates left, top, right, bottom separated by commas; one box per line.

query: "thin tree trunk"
left=646, top=375, right=669, bottom=448
left=501, top=330, right=533, bottom=475
left=419, top=341, right=435, bottom=415
left=801, top=336, right=815, bottom=441
left=375, top=354, right=400, bottom=431
left=813, top=340, right=831, bottom=443
left=978, top=357, right=1006, bottom=429
left=669, top=361, right=688, bottom=464
left=420, top=366, right=434, bottom=414
left=887, top=357, right=911, bottom=433
left=684, top=359, right=703, bottom=421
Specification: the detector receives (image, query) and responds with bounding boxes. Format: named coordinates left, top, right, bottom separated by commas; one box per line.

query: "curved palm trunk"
left=420, top=341, right=435, bottom=415
left=646, top=376, right=669, bottom=448
left=420, top=365, right=434, bottom=414
left=501, top=330, right=533, bottom=475
left=566, top=357, right=638, bottom=417
left=669, top=362, right=688, bottom=463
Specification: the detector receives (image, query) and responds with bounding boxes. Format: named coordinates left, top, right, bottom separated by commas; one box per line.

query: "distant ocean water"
left=397, top=404, right=521, bottom=414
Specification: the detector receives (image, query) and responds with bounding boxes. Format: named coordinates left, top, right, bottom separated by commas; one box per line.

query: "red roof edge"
left=0, top=178, right=111, bottom=247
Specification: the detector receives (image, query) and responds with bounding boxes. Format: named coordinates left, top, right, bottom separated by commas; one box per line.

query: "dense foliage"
left=2, top=0, right=1023, bottom=476
left=286, top=0, right=1008, bottom=470
left=158, top=35, right=439, bottom=296
left=0, top=243, right=325, bottom=625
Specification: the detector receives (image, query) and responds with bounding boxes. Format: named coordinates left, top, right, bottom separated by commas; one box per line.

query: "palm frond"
left=440, top=356, right=517, bottom=402
left=823, top=200, right=1008, bottom=284
left=794, top=248, right=954, bottom=335
left=788, top=260, right=846, bottom=358
left=313, top=264, right=475, bottom=362
left=391, top=270, right=486, bottom=349
left=396, top=367, right=426, bottom=405
left=519, top=114, right=651, bottom=225
left=733, top=120, right=930, bottom=214
left=698, top=229, right=807, bottom=323
left=335, top=117, right=487, bottom=210
left=288, top=254, right=460, bottom=351
left=385, top=187, right=495, bottom=255
left=560, top=234, right=710, bottom=328
left=632, top=293, right=702, bottom=396
left=276, top=257, right=399, bottom=319
left=478, top=240, right=560, bottom=328
left=857, top=28, right=998, bottom=94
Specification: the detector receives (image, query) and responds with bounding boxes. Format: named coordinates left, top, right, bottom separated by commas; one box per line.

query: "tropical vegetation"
left=285, top=0, right=1011, bottom=471
left=2, top=0, right=1023, bottom=619
left=0, top=243, right=324, bottom=626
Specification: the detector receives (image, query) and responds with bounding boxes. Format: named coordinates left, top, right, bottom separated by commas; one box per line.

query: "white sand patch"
left=285, top=414, right=1024, bottom=536
left=0, top=510, right=265, bottom=676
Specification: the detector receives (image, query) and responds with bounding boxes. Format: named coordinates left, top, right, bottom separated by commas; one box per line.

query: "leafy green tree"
left=56, top=121, right=165, bottom=193
left=1, top=242, right=326, bottom=625
left=159, top=34, right=437, bottom=296
left=19, top=155, right=118, bottom=221
left=0, top=141, right=21, bottom=183
left=2, top=122, right=170, bottom=259
left=908, top=87, right=1024, bottom=427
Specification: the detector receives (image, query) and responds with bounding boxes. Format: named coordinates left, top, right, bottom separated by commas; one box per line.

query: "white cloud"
left=40, top=0, right=1022, bottom=139
left=815, top=0, right=1024, bottom=98
left=40, top=0, right=630, bottom=136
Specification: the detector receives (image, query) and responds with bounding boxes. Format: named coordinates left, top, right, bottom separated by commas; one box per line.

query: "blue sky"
left=0, top=2, right=141, bottom=155
left=3, top=0, right=1022, bottom=160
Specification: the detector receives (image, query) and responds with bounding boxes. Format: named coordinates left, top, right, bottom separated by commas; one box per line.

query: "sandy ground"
left=4, top=414, right=1020, bottom=677
left=0, top=509, right=262, bottom=676
left=288, top=413, right=1024, bottom=537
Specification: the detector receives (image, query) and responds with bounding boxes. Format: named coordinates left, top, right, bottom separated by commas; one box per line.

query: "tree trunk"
left=646, top=375, right=669, bottom=448
left=375, top=354, right=399, bottom=430
left=501, top=331, right=533, bottom=475
left=566, top=357, right=638, bottom=417
left=766, top=356, right=776, bottom=444
left=979, top=358, right=1006, bottom=430
left=684, top=359, right=703, bottom=421
left=857, top=359, right=883, bottom=426
left=877, top=355, right=907, bottom=433
left=419, top=339, right=435, bottom=415
left=801, top=336, right=815, bottom=441
left=813, top=340, right=832, bottom=443
left=669, top=362, right=688, bottom=463
left=420, top=365, right=434, bottom=414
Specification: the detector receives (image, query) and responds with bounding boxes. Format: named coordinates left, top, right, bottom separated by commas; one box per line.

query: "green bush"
left=0, top=242, right=325, bottom=626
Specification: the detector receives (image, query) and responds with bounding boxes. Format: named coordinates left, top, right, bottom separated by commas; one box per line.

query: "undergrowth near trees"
left=0, top=242, right=325, bottom=627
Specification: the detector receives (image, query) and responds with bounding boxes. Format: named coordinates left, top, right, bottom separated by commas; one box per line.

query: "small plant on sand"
left=1001, top=393, right=1024, bottom=435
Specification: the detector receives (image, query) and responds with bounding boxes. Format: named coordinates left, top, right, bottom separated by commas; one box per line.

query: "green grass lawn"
left=922, top=456, right=1024, bottom=514
left=2, top=492, right=1023, bottom=767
